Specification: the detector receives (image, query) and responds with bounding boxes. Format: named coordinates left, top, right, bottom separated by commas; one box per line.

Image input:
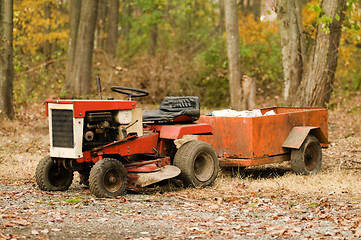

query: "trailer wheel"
left=173, top=141, right=219, bottom=187
left=89, top=158, right=128, bottom=198
left=36, top=156, right=73, bottom=191
left=291, top=135, right=322, bottom=175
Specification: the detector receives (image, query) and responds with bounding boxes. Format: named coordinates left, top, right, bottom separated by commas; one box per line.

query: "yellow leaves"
left=237, top=13, right=279, bottom=45
left=13, top=0, right=68, bottom=55
left=302, top=0, right=318, bottom=40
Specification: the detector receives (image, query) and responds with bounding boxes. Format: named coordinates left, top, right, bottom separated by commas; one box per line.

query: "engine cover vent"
left=52, top=109, right=74, bottom=148
left=86, top=112, right=112, bottom=122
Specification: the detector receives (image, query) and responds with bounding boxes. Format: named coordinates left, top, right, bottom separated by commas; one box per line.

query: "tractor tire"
left=35, top=156, right=73, bottom=191
left=173, top=141, right=219, bottom=187
left=89, top=158, right=128, bottom=198
left=291, top=135, right=322, bottom=175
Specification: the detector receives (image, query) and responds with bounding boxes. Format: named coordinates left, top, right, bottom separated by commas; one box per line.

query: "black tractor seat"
left=143, top=96, right=200, bottom=123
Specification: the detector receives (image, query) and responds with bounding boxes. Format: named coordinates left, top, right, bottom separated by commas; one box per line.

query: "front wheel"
left=173, top=141, right=219, bottom=187
left=291, top=135, right=322, bottom=175
left=89, top=158, right=128, bottom=198
left=35, top=156, right=74, bottom=191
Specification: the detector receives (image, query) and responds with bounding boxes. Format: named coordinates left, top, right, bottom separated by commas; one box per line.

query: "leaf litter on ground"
left=0, top=95, right=361, bottom=239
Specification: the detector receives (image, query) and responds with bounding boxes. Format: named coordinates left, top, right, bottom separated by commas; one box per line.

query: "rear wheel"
left=173, top=141, right=219, bottom=187
left=291, top=135, right=322, bottom=175
left=89, top=158, right=128, bottom=198
left=36, top=156, right=73, bottom=191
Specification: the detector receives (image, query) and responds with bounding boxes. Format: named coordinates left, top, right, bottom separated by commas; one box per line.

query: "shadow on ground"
left=221, top=165, right=290, bottom=180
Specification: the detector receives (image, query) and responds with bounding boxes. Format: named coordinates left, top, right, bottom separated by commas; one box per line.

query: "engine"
left=83, top=111, right=119, bottom=150
left=47, top=100, right=143, bottom=159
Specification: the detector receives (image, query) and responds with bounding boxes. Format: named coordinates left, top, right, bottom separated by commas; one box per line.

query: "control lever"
left=96, top=74, right=102, bottom=100
left=120, top=120, right=139, bottom=138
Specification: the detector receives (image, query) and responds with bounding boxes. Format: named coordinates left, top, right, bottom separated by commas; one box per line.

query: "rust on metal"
left=282, top=126, right=328, bottom=149
left=198, top=107, right=328, bottom=167
left=219, top=154, right=289, bottom=167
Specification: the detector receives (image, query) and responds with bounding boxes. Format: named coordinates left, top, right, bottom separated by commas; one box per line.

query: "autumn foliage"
left=10, top=0, right=361, bottom=108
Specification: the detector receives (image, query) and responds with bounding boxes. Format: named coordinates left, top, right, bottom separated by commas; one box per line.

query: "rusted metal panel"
left=219, top=154, right=289, bottom=167
left=198, top=107, right=328, bottom=167
left=197, top=116, right=253, bottom=158
left=282, top=127, right=312, bottom=149
left=282, top=126, right=328, bottom=149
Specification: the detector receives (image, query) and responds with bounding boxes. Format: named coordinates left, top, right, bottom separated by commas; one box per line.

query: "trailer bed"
left=197, top=107, right=328, bottom=167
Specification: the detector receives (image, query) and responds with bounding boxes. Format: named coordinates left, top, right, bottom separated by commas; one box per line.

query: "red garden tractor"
left=36, top=81, right=329, bottom=198
left=36, top=86, right=219, bottom=198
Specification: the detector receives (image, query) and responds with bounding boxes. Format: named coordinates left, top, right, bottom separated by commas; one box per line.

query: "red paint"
left=147, top=123, right=213, bottom=139
left=46, top=99, right=136, bottom=117
left=127, top=173, right=140, bottom=188
left=77, top=134, right=159, bottom=163
left=126, top=163, right=158, bottom=173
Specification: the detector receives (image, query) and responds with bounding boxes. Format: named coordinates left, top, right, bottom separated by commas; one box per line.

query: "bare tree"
left=64, top=0, right=81, bottom=93
left=0, top=0, right=14, bottom=119
left=294, top=0, right=346, bottom=106
left=219, top=0, right=225, bottom=34
left=253, top=0, right=261, bottom=20
left=277, top=0, right=346, bottom=107
left=120, top=1, right=132, bottom=53
left=95, top=0, right=108, bottom=50
left=65, top=0, right=98, bottom=96
left=276, top=0, right=304, bottom=102
left=225, top=0, right=244, bottom=110
left=107, top=0, right=119, bottom=57
left=149, top=23, right=158, bottom=56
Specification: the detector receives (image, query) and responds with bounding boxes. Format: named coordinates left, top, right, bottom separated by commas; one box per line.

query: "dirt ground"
left=0, top=95, right=360, bottom=239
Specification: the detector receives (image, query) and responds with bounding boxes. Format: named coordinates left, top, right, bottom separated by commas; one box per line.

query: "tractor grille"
left=52, top=109, right=74, bottom=148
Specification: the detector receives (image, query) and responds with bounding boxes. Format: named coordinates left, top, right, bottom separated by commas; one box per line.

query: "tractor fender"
left=282, top=126, right=328, bottom=149
left=149, top=123, right=213, bottom=140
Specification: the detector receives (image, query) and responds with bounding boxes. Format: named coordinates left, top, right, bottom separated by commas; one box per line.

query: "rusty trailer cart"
left=197, top=107, right=328, bottom=175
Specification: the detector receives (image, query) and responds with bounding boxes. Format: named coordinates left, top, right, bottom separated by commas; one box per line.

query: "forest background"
left=0, top=2, right=361, bottom=238
left=1, top=0, right=361, bottom=115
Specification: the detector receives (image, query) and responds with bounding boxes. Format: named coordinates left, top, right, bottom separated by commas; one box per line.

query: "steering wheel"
left=110, top=86, right=149, bottom=100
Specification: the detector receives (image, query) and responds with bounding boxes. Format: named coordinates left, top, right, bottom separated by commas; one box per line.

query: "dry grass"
left=0, top=94, right=360, bottom=201
left=174, top=165, right=361, bottom=202
left=0, top=105, right=48, bottom=182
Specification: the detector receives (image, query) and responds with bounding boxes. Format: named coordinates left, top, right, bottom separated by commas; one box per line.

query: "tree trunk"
left=0, top=0, right=14, bottom=119
left=253, top=0, right=261, bottom=21
left=242, top=75, right=256, bottom=109
left=95, top=0, right=108, bottom=50
left=186, top=1, right=192, bottom=34
left=149, top=23, right=158, bottom=56
left=107, top=0, right=119, bottom=57
left=44, top=2, right=52, bottom=61
left=64, top=0, right=81, bottom=93
left=225, top=0, right=244, bottom=110
left=276, top=0, right=304, bottom=103
left=294, top=0, right=346, bottom=107
left=219, top=0, right=225, bottom=34
left=71, top=0, right=98, bottom=96
left=120, top=0, right=132, bottom=53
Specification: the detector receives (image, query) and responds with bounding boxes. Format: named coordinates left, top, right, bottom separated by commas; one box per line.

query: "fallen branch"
left=21, top=58, right=64, bottom=74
